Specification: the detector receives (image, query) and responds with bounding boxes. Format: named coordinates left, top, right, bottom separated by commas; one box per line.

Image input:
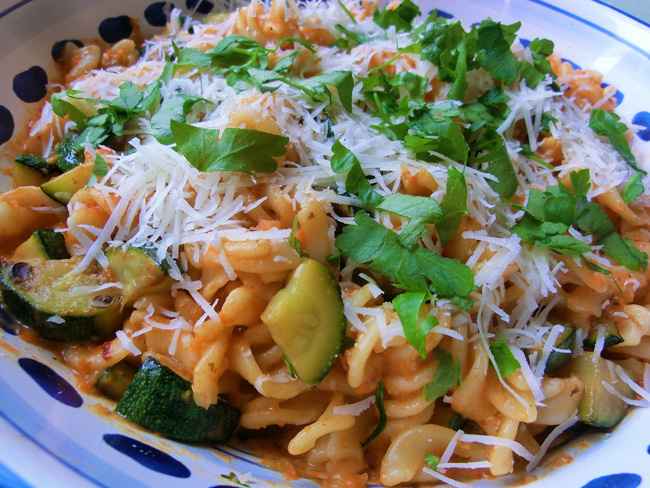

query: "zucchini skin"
left=0, top=260, right=121, bottom=341
left=116, top=356, right=240, bottom=443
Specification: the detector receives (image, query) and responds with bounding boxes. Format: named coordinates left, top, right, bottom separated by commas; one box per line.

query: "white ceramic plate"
left=1, top=1, right=650, bottom=487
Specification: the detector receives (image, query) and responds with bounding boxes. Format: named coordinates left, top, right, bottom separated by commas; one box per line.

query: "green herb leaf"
left=290, top=70, right=354, bottom=112
left=51, top=90, right=91, bottom=129
left=589, top=109, right=646, bottom=175
left=377, top=194, right=443, bottom=223
left=282, top=353, right=297, bottom=378
left=621, top=172, right=645, bottom=205
left=210, top=35, right=269, bottom=68
left=393, top=292, right=438, bottom=359
left=335, top=212, right=475, bottom=309
left=424, top=452, right=440, bottom=471
left=437, top=167, right=469, bottom=246
left=170, top=120, right=288, bottom=174
left=361, top=382, right=386, bottom=446
left=423, top=347, right=461, bottom=401
left=55, top=131, right=85, bottom=172
left=87, top=153, right=109, bottom=188
left=331, top=141, right=383, bottom=205
left=373, top=0, right=421, bottom=32
left=470, top=132, right=519, bottom=198
left=489, top=331, right=520, bottom=377
left=150, top=94, right=205, bottom=144
left=476, top=20, right=521, bottom=85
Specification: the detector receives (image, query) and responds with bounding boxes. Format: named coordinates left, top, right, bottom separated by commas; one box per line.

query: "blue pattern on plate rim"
left=0, top=460, right=35, bottom=488
left=103, top=434, right=192, bottom=479
left=12, top=66, right=48, bottom=103
left=0, top=1, right=649, bottom=487
left=99, top=15, right=134, bottom=44
left=581, top=473, right=643, bottom=488
left=18, top=358, right=83, bottom=408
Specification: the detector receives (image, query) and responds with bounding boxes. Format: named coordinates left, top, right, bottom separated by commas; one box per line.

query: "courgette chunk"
left=105, top=245, right=172, bottom=305
left=41, top=162, right=93, bottom=205
left=116, top=356, right=240, bottom=443
left=0, top=257, right=121, bottom=341
left=570, top=352, right=633, bottom=428
left=13, top=155, right=58, bottom=187
left=96, top=361, right=137, bottom=400
left=583, top=319, right=624, bottom=350
left=530, top=323, right=576, bottom=374
left=13, top=229, right=70, bottom=260
left=261, top=258, right=346, bottom=386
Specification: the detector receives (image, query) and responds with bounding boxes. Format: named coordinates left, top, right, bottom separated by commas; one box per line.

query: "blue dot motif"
left=186, top=0, right=213, bottom=15
left=99, top=16, right=133, bottom=43
left=18, top=358, right=82, bottom=408
left=427, top=9, right=454, bottom=19
left=520, top=38, right=531, bottom=48
left=103, top=434, right=191, bottom=478
left=51, top=39, right=83, bottom=62
left=0, top=105, right=14, bottom=145
left=632, top=112, right=650, bottom=141
left=13, top=66, right=48, bottom=103
left=600, top=83, right=624, bottom=106
left=581, top=473, right=642, bottom=488
left=145, top=2, right=174, bottom=27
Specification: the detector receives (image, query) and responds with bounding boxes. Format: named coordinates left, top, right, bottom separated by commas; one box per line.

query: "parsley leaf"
left=488, top=331, right=520, bottom=377
left=621, top=173, right=645, bottom=205
left=377, top=194, right=443, bottom=223
left=87, top=153, right=109, bottom=188
left=469, top=129, right=519, bottom=198
left=437, top=167, right=469, bottom=246
left=589, top=109, right=646, bottom=175
left=393, top=292, right=439, bottom=359
left=150, top=93, right=205, bottom=144
left=335, top=212, right=475, bottom=309
left=331, top=140, right=383, bottom=205
left=290, top=70, right=354, bottom=112
left=476, top=20, right=521, bottom=85
left=170, top=120, right=288, bottom=174
left=423, top=347, right=461, bottom=401
left=424, top=452, right=440, bottom=471
left=361, top=382, right=386, bottom=446
left=373, top=0, right=421, bottom=32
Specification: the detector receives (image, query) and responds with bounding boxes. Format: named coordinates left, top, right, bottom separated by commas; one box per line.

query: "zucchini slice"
left=0, top=257, right=122, bottom=341
left=530, top=323, right=576, bottom=374
left=570, top=352, right=633, bottom=428
left=13, top=155, right=58, bottom=187
left=13, top=229, right=70, bottom=260
left=583, top=319, right=624, bottom=350
left=116, top=356, right=240, bottom=443
left=96, top=361, right=137, bottom=400
left=41, top=162, right=93, bottom=205
left=261, top=258, right=346, bottom=385
left=55, top=131, right=85, bottom=172
left=105, top=245, right=172, bottom=305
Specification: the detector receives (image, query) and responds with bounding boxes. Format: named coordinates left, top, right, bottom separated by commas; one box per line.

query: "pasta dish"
left=2, top=1, right=650, bottom=486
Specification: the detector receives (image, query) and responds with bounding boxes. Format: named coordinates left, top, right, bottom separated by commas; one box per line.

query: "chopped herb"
left=361, top=382, right=386, bottom=446
left=393, top=292, right=439, bottom=359
left=589, top=109, right=646, bottom=175
left=170, top=120, right=288, bottom=174
left=423, top=347, right=461, bottom=401
left=424, top=452, right=440, bottom=471
left=87, top=153, right=109, bottom=188
left=488, top=331, right=521, bottom=377
left=282, top=353, right=297, bottom=379
left=437, top=167, right=469, bottom=246
left=288, top=215, right=307, bottom=257
left=150, top=93, right=205, bottom=144
left=335, top=212, right=475, bottom=310
left=331, top=140, right=383, bottom=205
left=621, top=173, right=645, bottom=205
left=373, top=0, right=421, bottom=32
